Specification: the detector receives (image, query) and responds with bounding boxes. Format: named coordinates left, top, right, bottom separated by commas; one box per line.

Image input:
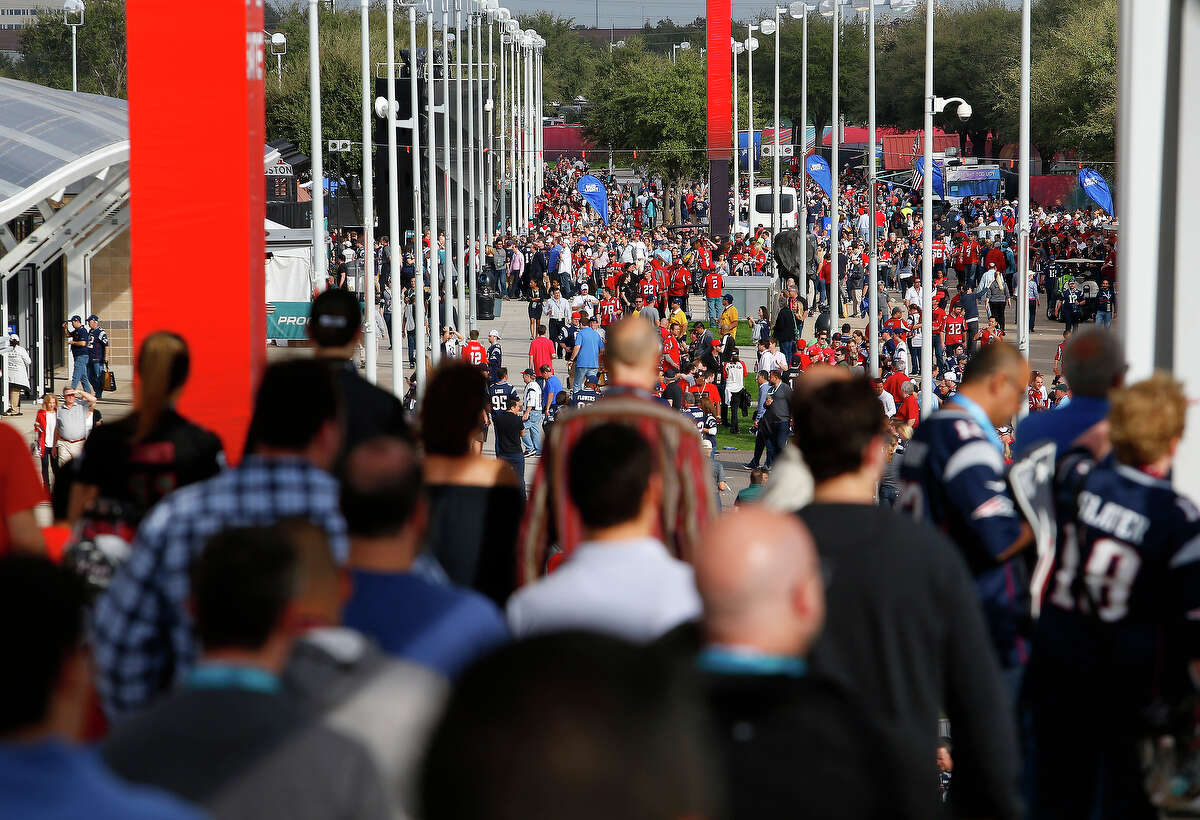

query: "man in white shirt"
left=872, top=378, right=897, bottom=417
left=506, top=423, right=701, bottom=642
left=904, top=282, right=922, bottom=309
left=570, top=283, right=599, bottom=319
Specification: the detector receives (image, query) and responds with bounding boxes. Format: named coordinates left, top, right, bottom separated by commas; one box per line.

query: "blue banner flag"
left=913, top=156, right=944, bottom=198
left=805, top=154, right=832, bottom=199
left=1077, top=168, right=1114, bottom=216
left=576, top=174, right=609, bottom=225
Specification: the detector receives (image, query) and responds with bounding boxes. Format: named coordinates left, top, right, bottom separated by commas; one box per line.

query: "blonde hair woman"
left=33, top=393, right=59, bottom=487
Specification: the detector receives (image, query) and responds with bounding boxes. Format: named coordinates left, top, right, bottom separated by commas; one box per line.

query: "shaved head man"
left=605, top=317, right=662, bottom=390
left=695, top=508, right=823, bottom=655
left=693, top=507, right=936, bottom=818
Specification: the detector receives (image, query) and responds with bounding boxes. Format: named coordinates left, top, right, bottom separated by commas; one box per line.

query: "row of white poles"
left=732, top=0, right=1034, bottom=409
left=304, top=0, right=543, bottom=398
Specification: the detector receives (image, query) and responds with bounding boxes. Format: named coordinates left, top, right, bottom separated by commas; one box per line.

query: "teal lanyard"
left=186, top=664, right=280, bottom=694
left=698, top=646, right=807, bottom=678
left=949, top=394, right=1005, bottom=455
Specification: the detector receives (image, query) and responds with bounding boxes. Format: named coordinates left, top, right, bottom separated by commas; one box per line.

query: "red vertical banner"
left=706, top=0, right=733, bottom=162
left=707, top=0, right=732, bottom=236
left=126, top=0, right=266, bottom=462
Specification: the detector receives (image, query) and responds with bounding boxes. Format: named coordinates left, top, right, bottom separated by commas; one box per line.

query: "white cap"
left=580, top=283, right=589, bottom=291
left=943, top=371, right=958, bottom=383
left=7, top=333, right=17, bottom=341
left=487, top=329, right=501, bottom=339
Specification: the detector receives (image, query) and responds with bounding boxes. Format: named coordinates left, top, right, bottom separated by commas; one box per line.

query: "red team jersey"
left=883, top=317, right=912, bottom=343
left=462, top=340, right=487, bottom=366
left=943, top=315, right=966, bottom=346
left=698, top=247, right=714, bottom=270
left=704, top=272, right=724, bottom=298
left=599, top=297, right=620, bottom=326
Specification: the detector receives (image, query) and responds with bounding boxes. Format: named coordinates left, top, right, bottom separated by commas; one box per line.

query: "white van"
left=747, top=185, right=799, bottom=234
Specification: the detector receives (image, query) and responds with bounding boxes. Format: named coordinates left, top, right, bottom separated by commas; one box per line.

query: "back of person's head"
left=1063, top=328, right=1126, bottom=398
left=190, top=525, right=298, bottom=652
left=246, top=359, right=342, bottom=454
left=308, top=289, right=362, bottom=349
left=606, top=318, right=660, bottom=386
left=1109, top=372, right=1187, bottom=468
left=0, top=555, right=87, bottom=736
left=276, top=519, right=344, bottom=625
left=793, top=378, right=887, bottom=483
left=959, top=341, right=1025, bottom=387
left=132, top=331, right=190, bottom=444
left=420, top=364, right=488, bottom=456
left=420, top=632, right=720, bottom=820
left=341, top=437, right=424, bottom=538
left=694, top=508, right=823, bottom=654
left=568, top=424, right=655, bottom=530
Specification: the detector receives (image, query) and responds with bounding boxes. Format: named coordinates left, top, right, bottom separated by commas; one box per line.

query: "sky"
left=501, top=0, right=1004, bottom=29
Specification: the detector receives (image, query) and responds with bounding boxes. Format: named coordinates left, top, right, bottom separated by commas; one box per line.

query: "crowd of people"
left=4, top=144, right=1194, bottom=820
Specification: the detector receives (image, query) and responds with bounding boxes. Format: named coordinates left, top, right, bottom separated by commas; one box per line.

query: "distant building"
left=0, top=1, right=58, bottom=59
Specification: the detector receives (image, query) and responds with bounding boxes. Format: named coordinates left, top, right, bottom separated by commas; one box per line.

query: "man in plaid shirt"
left=92, top=360, right=348, bottom=718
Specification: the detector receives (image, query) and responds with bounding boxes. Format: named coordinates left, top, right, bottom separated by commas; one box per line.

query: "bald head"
left=794, top=363, right=852, bottom=397
left=1063, top=328, right=1125, bottom=398
left=694, top=508, right=824, bottom=656
left=606, top=317, right=661, bottom=389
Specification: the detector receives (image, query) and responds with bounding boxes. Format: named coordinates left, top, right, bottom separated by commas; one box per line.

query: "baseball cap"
left=487, top=329, right=501, bottom=339
left=8, top=333, right=17, bottom=341
left=942, top=371, right=958, bottom=383
left=580, top=283, right=589, bottom=291
left=86, top=314, right=99, bottom=322
left=1054, top=381, right=1070, bottom=393
left=69, top=314, right=81, bottom=323
left=522, top=368, right=536, bottom=376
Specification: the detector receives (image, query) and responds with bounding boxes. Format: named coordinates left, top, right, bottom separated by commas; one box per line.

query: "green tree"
left=994, top=0, right=1117, bottom=164
left=516, top=11, right=598, bottom=105
left=748, top=14, right=867, bottom=163
left=874, top=1, right=1019, bottom=157
left=13, top=0, right=127, bottom=97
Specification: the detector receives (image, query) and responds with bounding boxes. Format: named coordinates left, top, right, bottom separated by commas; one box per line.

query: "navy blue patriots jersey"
left=570, top=388, right=600, bottom=407
left=899, top=405, right=1029, bottom=667
left=1033, top=453, right=1200, bottom=702
left=487, top=343, right=503, bottom=382
left=487, top=382, right=515, bottom=417
left=684, top=405, right=706, bottom=435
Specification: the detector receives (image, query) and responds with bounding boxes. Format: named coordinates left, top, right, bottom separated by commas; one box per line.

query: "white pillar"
left=1016, top=0, right=1031, bottom=373
left=441, top=10, right=455, bottom=333
left=454, top=2, right=467, bottom=335
left=772, top=9, right=781, bottom=239
left=732, top=43, right=740, bottom=230
left=426, top=9, right=442, bottom=365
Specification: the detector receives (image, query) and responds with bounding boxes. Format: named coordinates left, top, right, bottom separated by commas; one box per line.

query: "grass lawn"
left=703, top=319, right=755, bottom=347
left=715, top=377, right=759, bottom=453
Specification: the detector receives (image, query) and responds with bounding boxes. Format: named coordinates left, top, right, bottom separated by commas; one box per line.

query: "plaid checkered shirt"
left=91, top=455, right=349, bottom=718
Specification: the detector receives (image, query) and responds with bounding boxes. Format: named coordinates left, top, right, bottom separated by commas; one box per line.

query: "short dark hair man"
left=0, top=555, right=200, bottom=819
left=899, top=343, right=1034, bottom=672
left=93, top=359, right=349, bottom=717
left=102, top=526, right=392, bottom=818
left=508, top=424, right=700, bottom=641
left=794, top=378, right=1020, bottom=818
left=308, top=288, right=411, bottom=461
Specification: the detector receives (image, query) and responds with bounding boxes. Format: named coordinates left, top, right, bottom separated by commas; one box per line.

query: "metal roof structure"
left=0, top=77, right=280, bottom=284
left=0, top=77, right=131, bottom=284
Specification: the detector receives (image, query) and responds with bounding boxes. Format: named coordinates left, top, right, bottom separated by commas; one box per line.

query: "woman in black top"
left=421, top=364, right=524, bottom=606
left=527, top=281, right=543, bottom=340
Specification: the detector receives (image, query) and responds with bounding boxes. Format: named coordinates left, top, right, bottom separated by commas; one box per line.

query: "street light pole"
left=426, top=6, right=442, bottom=364
left=408, top=1, right=428, bottom=397
left=1017, top=0, right=1031, bottom=364
left=307, top=0, right=327, bottom=288
left=466, top=6, right=478, bottom=331
left=798, top=2, right=808, bottom=303
left=865, top=0, right=878, bottom=376
left=830, top=0, right=839, bottom=326
left=360, top=0, right=377, bottom=383
left=64, top=0, right=84, bottom=93
left=731, top=39, right=743, bottom=230
left=921, top=0, right=934, bottom=417
left=746, top=25, right=758, bottom=227
left=760, top=9, right=782, bottom=240
left=441, top=7, right=455, bottom=334
left=454, top=0, right=468, bottom=335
